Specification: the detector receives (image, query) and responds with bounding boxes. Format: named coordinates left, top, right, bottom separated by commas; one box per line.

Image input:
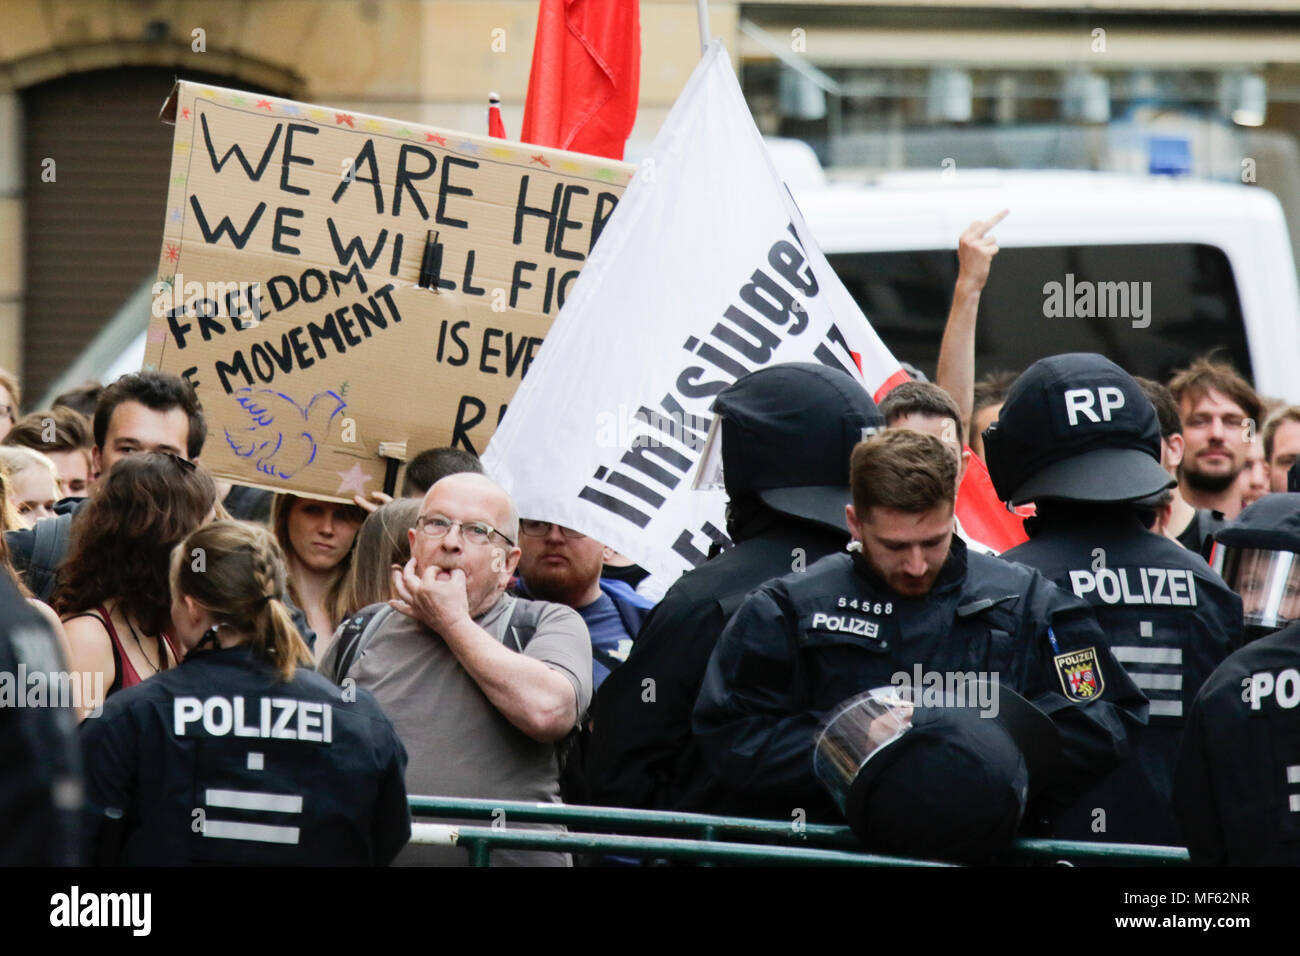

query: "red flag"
left=488, top=92, right=507, bottom=139
left=521, top=0, right=640, bottom=160
left=956, top=452, right=1032, bottom=553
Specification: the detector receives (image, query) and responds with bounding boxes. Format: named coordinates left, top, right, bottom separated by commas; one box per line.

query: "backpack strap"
left=504, top=597, right=585, bottom=761
left=328, top=605, right=394, bottom=684
left=28, top=514, right=72, bottom=603
left=503, top=596, right=547, bottom=652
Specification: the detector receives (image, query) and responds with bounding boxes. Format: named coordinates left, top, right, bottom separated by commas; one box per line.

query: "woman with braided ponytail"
left=79, top=520, right=411, bottom=866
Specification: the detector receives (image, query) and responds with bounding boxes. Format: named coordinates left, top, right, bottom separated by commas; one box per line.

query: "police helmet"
left=694, top=363, right=884, bottom=534
left=813, top=680, right=1059, bottom=863
left=1212, top=493, right=1300, bottom=644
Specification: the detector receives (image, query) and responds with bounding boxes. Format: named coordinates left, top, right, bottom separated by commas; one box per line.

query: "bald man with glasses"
left=319, top=472, right=592, bottom=866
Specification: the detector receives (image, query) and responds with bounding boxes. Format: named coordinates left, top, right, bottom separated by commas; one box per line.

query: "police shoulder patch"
left=1054, top=646, right=1105, bottom=701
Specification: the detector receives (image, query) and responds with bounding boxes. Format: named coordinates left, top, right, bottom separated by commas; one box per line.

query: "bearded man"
left=1167, top=358, right=1263, bottom=521
left=514, top=519, right=652, bottom=689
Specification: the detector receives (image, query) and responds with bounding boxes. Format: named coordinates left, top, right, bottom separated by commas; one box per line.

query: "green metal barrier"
left=1012, top=838, right=1190, bottom=865
left=407, top=795, right=1192, bottom=867
left=407, top=795, right=860, bottom=849
left=410, top=822, right=953, bottom=867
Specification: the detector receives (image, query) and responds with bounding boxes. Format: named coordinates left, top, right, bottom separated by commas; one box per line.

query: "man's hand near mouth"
left=390, top=557, right=471, bottom=636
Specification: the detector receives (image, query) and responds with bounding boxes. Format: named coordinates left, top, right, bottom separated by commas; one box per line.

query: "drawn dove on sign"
left=223, top=387, right=347, bottom=480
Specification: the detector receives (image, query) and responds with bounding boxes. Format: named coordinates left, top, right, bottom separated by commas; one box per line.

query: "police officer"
left=692, top=428, right=1147, bottom=828
left=585, top=363, right=884, bottom=814
left=1176, top=493, right=1300, bottom=864
left=989, top=354, right=1240, bottom=846
left=80, top=520, right=410, bottom=865
left=0, top=570, right=82, bottom=864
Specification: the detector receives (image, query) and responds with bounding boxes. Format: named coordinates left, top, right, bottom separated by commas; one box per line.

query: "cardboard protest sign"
left=147, top=81, right=634, bottom=500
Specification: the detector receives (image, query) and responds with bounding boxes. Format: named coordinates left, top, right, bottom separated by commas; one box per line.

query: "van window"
left=828, top=243, right=1251, bottom=383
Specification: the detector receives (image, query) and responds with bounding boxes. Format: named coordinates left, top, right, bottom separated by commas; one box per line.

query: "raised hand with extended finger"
left=957, top=208, right=1009, bottom=293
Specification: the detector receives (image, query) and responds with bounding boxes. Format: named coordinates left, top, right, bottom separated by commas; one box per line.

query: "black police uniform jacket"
left=80, top=645, right=411, bottom=865
left=0, top=573, right=82, bottom=864
left=1004, top=511, right=1241, bottom=846
left=1175, top=622, right=1300, bottom=865
left=585, top=513, right=849, bottom=813
left=692, top=537, right=1149, bottom=822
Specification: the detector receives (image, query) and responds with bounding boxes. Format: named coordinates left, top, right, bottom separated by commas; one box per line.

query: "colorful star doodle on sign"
left=147, top=327, right=167, bottom=345
left=426, top=133, right=447, bottom=146
left=169, top=208, right=182, bottom=223
left=336, top=113, right=355, bottom=127
left=529, top=155, right=551, bottom=168
left=231, top=94, right=248, bottom=106
left=165, top=244, right=180, bottom=263
left=181, top=107, right=190, bottom=120
left=256, top=99, right=272, bottom=110
left=458, top=140, right=480, bottom=154
left=336, top=463, right=371, bottom=496
left=283, top=104, right=300, bottom=115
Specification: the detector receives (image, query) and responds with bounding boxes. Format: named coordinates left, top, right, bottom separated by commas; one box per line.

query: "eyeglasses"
left=519, top=519, right=587, bottom=539
left=416, top=515, right=515, bottom=547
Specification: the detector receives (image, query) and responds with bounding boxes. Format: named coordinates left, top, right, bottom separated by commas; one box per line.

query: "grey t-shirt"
left=334, top=594, right=592, bottom=866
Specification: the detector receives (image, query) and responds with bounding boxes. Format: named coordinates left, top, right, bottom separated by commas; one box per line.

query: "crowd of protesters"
left=5, top=213, right=1300, bottom=868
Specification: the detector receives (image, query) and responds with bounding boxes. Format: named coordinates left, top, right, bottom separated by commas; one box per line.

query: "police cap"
left=984, top=353, right=1175, bottom=507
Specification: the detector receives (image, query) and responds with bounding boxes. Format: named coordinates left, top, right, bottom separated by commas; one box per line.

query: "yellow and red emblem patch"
left=1054, top=647, right=1104, bottom=701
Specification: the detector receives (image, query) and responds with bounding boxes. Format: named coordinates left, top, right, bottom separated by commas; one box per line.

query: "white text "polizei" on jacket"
left=810, top=613, right=880, bottom=638
left=173, top=696, right=334, bottom=742
left=1067, top=567, right=1198, bottom=607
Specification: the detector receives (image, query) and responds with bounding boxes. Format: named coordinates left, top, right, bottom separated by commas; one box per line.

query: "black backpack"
left=323, top=600, right=583, bottom=779
left=323, top=598, right=552, bottom=685
left=26, top=513, right=74, bottom=603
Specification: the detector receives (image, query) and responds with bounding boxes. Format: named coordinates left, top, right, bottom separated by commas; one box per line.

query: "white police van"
left=773, top=141, right=1300, bottom=402
left=43, top=143, right=1300, bottom=406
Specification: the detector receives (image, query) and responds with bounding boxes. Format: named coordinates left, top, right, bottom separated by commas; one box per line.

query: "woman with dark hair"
left=338, top=498, right=421, bottom=623
left=271, top=493, right=365, bottom=654
left=55, top=452, right=217, bottom=719
left=79, top=520, right=410, bottom=865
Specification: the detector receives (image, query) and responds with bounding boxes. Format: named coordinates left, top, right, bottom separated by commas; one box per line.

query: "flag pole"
left=696, top=0, right=710, bottom=55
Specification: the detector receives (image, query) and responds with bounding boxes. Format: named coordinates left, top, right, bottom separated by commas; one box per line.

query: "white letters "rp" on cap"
left=1064, top=387, right=1125, bottom=426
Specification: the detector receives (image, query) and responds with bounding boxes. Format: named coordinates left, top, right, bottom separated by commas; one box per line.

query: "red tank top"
left=93, top=604, right=181, bottom=697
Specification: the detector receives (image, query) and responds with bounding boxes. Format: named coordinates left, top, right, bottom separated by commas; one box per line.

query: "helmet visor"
left=690, top=414, right=726, bottom=491
left=1212, top=546, right=1300, bottom=631
left=813, top=687, right=915, bottom=813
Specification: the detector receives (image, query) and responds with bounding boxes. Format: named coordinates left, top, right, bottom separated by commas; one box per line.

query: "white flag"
left=484, top=41, right=904, bottom=584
